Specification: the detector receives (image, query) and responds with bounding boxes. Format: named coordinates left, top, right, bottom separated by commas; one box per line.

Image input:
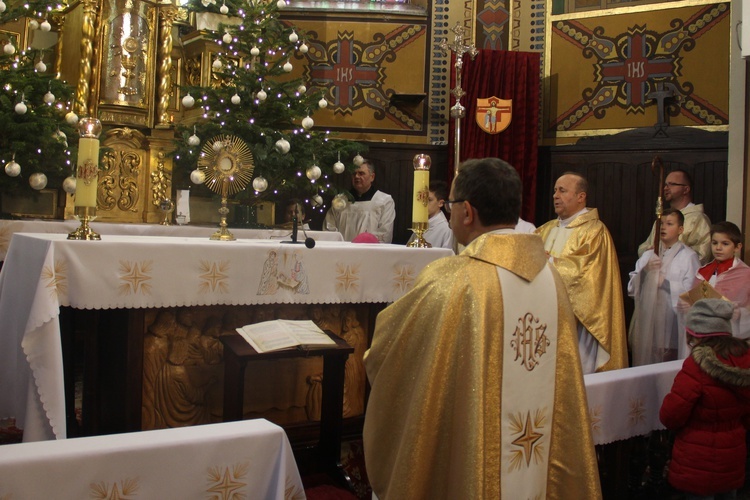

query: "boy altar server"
left=628, top=208, right=700, bottom=365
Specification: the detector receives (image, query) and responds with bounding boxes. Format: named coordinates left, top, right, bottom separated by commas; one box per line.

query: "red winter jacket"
left=660, top=345, right=750, bottom=496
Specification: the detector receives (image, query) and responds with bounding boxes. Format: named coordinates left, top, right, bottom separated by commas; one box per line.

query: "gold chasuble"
left=363, top=233, right=601, bottom=500
left=537, top=208, right=628, bottom=372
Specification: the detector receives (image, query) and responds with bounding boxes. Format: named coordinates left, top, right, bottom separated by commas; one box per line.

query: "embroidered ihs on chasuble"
left=511, top=311, right=550, bottom=371
left=499, top=265, right=558, bottom=498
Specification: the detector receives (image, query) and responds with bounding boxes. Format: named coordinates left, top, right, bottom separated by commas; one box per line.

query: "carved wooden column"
left=145, top=129, right=175, bottom=223
left=155, top=5, right=178, bottom=129
left=75, top=0, right=99, bottom=116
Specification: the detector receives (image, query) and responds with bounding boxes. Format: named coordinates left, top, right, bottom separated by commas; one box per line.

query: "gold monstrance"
left=198, top=135, right=254, bottom=241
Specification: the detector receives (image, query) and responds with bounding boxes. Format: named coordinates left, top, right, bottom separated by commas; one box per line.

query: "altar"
left=0, top=232, right=452, bottom=441
left=0, top=419, right=304, bottom=499
left=0, top=219, right=344, bottom=262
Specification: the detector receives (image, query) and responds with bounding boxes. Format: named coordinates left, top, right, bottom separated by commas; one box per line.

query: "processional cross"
left=439, top=23, right=478, bottom=174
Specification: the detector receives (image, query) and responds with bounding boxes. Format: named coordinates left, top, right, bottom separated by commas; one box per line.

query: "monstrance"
left=197, top=134, right=254, bottom=240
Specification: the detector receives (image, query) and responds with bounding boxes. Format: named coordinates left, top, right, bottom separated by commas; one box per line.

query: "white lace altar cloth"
left=0, top=419, right=304, bottom=499
left=0, top=233, right=452, bottom=441
left=584, top=359, right=681, bottom=445
left=0, top=219, right=344, bottom=261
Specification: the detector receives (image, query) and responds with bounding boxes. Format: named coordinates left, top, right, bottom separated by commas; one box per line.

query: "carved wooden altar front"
left=70, top=301, right=379, bottom=438
left=139, top=303, right=370, bottom=431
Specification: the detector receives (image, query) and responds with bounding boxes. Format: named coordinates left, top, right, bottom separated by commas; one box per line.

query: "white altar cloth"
left=0, top=233, right=452, bottom=441
left=0, top=419, right=305, bottom=499
left=0, top=219, right=343, bottom=261
left=584, top=359, right=681, bottom=445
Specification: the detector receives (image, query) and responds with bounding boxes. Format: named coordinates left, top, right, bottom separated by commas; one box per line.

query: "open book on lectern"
left=235, top=319, right=335, bottom=353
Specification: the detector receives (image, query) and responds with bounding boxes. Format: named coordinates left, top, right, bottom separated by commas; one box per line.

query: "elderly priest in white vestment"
left=363, top=158, right=601, bottom=499
left=324, top=160, right=396, bottom=243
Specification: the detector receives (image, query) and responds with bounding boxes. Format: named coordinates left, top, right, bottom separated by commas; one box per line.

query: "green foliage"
left=173, top=0, right=366, bottom=206
left=0, top=47, right=77, bottom=195
left=0, top=0, right=65, bottom=26
left=185, top=0, right=245, bottom=15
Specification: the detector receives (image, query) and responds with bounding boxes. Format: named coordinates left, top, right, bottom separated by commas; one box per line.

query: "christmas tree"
left=173, top=0, right=366, bottom=216
left=0, top=3, right=78, bottom=197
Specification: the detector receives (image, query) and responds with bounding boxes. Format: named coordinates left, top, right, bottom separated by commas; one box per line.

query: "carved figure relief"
left=142, top=309, right=223, bottom=429
left=141, top=304, right=370, bottom=430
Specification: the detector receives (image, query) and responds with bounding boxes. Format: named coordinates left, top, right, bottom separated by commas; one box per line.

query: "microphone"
left=283, top=205, right=315, bottom=248
left=294, top=205, right=315, bottom=248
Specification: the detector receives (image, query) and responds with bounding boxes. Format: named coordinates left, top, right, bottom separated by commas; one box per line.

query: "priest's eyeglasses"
left=664, top=182, right=688, bottom=187
left=445, top=199, right=465, bottom=208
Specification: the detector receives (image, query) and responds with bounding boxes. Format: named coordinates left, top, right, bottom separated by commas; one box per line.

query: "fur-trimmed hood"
left=692, top=345, right=750, bottom=388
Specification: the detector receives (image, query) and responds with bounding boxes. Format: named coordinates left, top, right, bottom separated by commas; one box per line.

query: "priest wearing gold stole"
left=536, top=173, right=628, bottom=373
left=363, top=158, right=601, bottom=500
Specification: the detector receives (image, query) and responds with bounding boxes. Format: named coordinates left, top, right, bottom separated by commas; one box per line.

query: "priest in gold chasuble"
left=536, top=173, right=628, bottom=373
left=363, top=159, right=601, bottom=500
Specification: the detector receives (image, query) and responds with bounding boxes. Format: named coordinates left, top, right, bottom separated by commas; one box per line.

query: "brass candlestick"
left=407, top=222, right=430, bottom=248
left=68, top=206, right=101, bottom=240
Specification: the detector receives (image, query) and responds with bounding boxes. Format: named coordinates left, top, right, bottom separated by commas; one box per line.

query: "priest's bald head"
left=449, top=157, right=521, bottom=246
left=553, top=172, right=588, bottom=220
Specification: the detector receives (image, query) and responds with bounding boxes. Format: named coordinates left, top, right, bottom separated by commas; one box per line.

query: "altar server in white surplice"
left=324, top=160, right=395, bottom=243
left=628, top=208, right=700, bottom=366
left=363, top=158, right=601, bottom=500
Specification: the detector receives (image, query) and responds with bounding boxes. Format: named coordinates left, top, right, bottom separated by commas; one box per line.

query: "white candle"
left=75, top=137, right=99, bottom=207
left=412, top=154, right=431, bottom=224
left=74, top=117, right=102, bottom=208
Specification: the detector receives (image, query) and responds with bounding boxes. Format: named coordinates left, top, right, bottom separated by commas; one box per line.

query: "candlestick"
left=408, top=154, right=431, bottom=248
left=68, top=117, right=102, bottom=240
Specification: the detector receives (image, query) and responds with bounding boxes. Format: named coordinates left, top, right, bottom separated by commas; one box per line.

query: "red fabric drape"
left=447, top=50, right=540, bottom=222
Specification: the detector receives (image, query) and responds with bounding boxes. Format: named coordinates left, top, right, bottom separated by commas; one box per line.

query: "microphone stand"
left=291, top=215, right=299, bottom=243
left=283, top=212, right=316, bottom=248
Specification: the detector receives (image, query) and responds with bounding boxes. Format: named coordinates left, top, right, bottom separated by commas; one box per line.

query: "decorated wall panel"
left=286, top=16, right=429, bottom=141
left=471, top=0, right=545, bottom=52
left=473, top=0, right=511, bottom=49
left=544, top=1, right=730, bottom=140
